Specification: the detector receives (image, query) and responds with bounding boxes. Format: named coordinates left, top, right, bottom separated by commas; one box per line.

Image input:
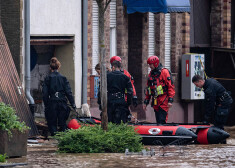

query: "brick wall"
left=87, top=0, right=93, bottom=105
left=222, top=0, right=231, bottom=48
left=87, top=0, right=111, bottom=107
left=155, top=13, right=165, bottom=64
left=104, top=2, right=110, bottom=65
left=116, top=0, right=128, bottom=69
left=0, top=0, right=23, bottom=79
left=211, top=0, right=231, bottom=47
left=211, top=0, right=223, bottom=47
left=19, top=0, right=23, bottom=81
left=170, top=13, right=182, bottom=103
left=182, top=13, right=190, bottom=54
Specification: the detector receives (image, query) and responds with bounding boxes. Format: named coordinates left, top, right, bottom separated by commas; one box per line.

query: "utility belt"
left=49, top=92, right=65, bottom=99
left=108, top=92, right=125, bottom=100
left=147, top=85, right=167, bottom=106
left=218, top=92, right=230, bottom=102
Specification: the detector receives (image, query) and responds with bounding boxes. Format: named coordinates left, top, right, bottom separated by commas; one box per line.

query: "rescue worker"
left=106, top=60, right=133, bottom=124
left=192, top=75, right=233, bottom=130
left=143, top=55, right=175, bottom=124
left=95, top=63, right=112, bottom=76
left=110, top=56, right=138, bottom=107
left=42, top=57, right=76, bottom=136
left=95, top=63, right=111, bottom=112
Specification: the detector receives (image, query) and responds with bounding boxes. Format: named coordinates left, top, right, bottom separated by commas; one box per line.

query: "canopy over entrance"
left=123, top=0, right=190, bottom=14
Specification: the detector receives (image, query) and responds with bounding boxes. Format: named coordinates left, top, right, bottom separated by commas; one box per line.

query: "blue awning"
left=166, top=0, right=190, bottom=13
left=123, top=0, right=190, bottom=14
left=123, top=0, right=167, bottom=14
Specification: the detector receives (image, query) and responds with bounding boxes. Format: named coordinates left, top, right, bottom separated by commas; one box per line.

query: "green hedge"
left=55, top=122, right=143, bottom=153
left=0, top=102, right=29, bottom=137
left=0, top=154, right=7, bottom=163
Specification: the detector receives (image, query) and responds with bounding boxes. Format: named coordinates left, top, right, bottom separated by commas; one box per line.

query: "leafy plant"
left=0, top=102, right=30, bottom=137
left=55, top=122, right=144, bottom=153
left=0, top=154, right=7, bottom=163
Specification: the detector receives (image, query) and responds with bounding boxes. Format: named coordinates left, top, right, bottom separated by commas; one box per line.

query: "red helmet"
left=147, top=56, right=159, bottom=67
left=67, top=119, right=81, bottom=129
left=110, top=56, right=121, bottom=64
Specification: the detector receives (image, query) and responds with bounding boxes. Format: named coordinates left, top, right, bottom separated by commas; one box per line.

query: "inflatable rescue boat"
left=68, top=117, right=230, bottom=145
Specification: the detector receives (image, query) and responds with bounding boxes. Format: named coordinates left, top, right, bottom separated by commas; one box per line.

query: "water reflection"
left=6, top=127, right=235, bottom=168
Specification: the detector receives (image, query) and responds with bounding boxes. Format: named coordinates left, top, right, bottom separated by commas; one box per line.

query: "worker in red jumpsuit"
left=143, top=56, right=175, bottom=124
left=110, top=56, right=138, bottom=107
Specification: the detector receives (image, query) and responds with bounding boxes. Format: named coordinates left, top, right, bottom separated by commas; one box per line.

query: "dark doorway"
left=190, top=0, right=211, bottom=47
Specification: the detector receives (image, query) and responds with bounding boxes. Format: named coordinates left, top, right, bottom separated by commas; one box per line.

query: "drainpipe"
left=82, top=0, right=88, bottom=104
left=24, top=0, right=35, bottom=115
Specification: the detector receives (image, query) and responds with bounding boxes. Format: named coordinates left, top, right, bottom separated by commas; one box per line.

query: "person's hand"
left=167, top=102, right=172, bottom=108
left=143, top=99, right=149, bottom=111
left=143, top=104, right=147, bottom=111
left=132, top=97, right=138, bottom=107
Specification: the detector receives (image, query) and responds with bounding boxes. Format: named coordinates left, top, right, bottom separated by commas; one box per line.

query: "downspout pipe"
left=24, top=0, right=35, bottom=114
left=82, top=0, right=88, bottom=104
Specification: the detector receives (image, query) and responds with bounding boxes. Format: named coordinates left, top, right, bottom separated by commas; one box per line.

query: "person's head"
left=95, top=63, right=101, bottom=75
left=95, top=63, right=111, bottom=75
left=50, top=57, right=61, bottom=71
left=192, top=75, right=205, bottom=88
left=111, top=60, right=121, bottom=71
left=110, top=56, right=121, bottom=64
left=147, top=55, right=159, bottom=70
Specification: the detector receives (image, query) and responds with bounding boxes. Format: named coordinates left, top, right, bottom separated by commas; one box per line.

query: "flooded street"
left=6, top=127, right=235, bottom=168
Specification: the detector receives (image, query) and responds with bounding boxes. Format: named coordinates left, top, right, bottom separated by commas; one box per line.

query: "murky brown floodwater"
left=6, top=126, right=235, bottom=168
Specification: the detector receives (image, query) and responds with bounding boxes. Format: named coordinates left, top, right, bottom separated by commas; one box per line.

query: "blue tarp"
left=123, top=0, right=190, bottom=14
left=123, top=0, right=167, bottom=14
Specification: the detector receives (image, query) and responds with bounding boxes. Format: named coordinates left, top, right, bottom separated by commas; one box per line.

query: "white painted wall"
left=30, top=0, right=82, bottom=107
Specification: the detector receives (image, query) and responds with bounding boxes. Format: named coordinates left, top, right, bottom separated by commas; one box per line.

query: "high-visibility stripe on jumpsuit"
left=145, top=68, right=175, bottom=122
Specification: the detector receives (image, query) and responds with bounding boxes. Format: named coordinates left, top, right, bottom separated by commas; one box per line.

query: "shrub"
left=0, top=154, right=7, bottom=163
left=55, top=122, right=143, bottom=153
left=0, top=102, right=29, bottom=137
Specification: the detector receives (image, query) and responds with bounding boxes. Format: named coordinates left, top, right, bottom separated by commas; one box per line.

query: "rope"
left=198, top=56, right=208, bottom=79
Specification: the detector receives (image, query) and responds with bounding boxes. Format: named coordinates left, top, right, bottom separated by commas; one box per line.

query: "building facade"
left=29, top=0, right=82, bottom=117
left=87, top=0, right=234, bottom=123
left=0, top=0, right=234, bottom=124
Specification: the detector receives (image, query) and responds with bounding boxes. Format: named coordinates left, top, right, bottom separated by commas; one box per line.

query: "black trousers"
left=45, top=100, right=70, bottom=136
left=214, top=106, right=230, bottom=130
left=107, top=103, right=130, bottom=124
left=154, top=108, right=167, bottom=124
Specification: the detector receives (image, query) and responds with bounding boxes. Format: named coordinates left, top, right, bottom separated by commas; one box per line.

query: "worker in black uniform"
left=42, top=57, right=76, bottom=136
left=192, top=75, right=233, bottom=130
left=106, top=60, right=133, bottom=124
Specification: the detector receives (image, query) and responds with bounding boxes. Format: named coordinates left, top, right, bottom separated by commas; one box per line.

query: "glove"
left=127, top=113, right=132, bottom=121
left=168, top=97, right=174, bottom=103
left=72, top=104, right=76, bottom=110
left=132, top=96, right=138, bottom=107
left=202, top=120, right=209, bottom=125
left=144, top=99, right=149, bottom=105
left=127, top=95, right=132, bottom=106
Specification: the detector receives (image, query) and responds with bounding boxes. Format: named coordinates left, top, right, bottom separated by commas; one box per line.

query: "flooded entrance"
left=6, top=127, right=235, bottom=168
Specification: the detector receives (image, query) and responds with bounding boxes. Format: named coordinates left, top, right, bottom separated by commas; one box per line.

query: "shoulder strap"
left=162, top=68, right=174, bottom=85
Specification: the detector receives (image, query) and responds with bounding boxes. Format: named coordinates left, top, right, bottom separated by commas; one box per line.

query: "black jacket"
left=42, top=71, right=75, bottom=107
left=107, top=70, right=133, bottom=105
left=203, top=78, right=233, bottom=119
